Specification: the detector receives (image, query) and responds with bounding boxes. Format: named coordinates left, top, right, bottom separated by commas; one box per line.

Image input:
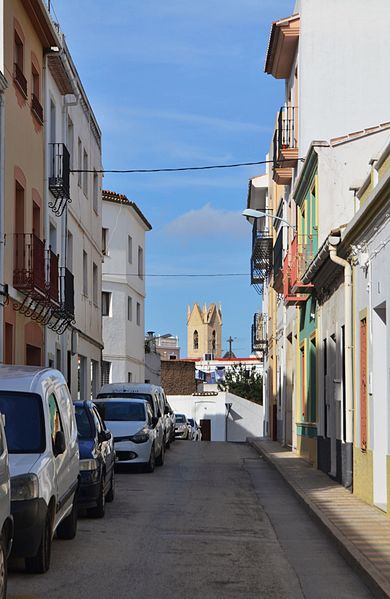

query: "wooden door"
left=200, top=419, right=211, bottom=441
left=360, top=318, right=367, bottom=450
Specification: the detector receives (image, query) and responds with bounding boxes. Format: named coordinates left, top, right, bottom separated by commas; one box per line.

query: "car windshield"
left=75, top=406, right=93, bottom=439
left=98, top=392, right=154, bottom=411
left=175, top=414, right=186, bottom=423
left=0, top=392, right=45, bottom=453
left=95, top=401, right=145, bottom=422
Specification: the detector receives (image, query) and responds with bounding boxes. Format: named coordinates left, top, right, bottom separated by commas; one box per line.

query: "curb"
left=248, top=438, right=390, bottom=599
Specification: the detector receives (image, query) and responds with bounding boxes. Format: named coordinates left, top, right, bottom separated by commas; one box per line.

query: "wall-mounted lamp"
left=242, top=208, right=295, bottom=230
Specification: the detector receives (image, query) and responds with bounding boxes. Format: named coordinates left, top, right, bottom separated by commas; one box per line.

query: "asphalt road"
left=8, top=441, right=373, bottom=599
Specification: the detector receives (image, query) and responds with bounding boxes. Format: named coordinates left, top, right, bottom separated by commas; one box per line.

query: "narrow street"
left=8, top=442, right=372, bottom=599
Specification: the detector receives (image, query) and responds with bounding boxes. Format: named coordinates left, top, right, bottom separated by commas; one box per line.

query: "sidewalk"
left=248, top=438, right=390, bottom=599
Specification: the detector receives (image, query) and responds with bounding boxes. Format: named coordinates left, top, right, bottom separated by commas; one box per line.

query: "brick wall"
left=161, top=360, right=197, bottom=395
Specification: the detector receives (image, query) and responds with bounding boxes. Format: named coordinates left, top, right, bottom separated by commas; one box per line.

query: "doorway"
left=26, top=344, right=41, bottom=366
left=373, top=302, right=387, bottom=511
left=200, top=419, right=211, bottom=441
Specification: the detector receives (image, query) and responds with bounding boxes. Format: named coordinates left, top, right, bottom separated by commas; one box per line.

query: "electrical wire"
left=105, top=273, right=249, bottom=277
left=70, top=157, right=305, bottom=174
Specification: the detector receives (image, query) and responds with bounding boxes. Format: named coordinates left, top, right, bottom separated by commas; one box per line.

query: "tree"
left=217, top=364, right=263, bottom=405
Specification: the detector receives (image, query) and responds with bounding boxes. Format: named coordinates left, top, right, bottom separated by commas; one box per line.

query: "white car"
left=94, top=399, right=158, bottom=472
left=187, top=418, right=202, bottom=441
left=174, top=413, right=190, bottom=439
left=97, top=383, right=165, bottom=466
left=0, top=366, right=80, bottom=574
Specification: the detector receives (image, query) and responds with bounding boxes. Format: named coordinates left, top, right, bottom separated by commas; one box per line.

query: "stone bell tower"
left=187, top=303, right=222, bottom=359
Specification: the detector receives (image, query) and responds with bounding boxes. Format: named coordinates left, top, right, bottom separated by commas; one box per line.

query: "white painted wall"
left=168, top=392, right=263, bottom=442
left=296, top=0, right=390, bottom=158
left=102, top=198, right=150, bottom=385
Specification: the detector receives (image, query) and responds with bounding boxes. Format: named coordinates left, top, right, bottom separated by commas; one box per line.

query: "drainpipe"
left=328, top=235, right=353, bottom=488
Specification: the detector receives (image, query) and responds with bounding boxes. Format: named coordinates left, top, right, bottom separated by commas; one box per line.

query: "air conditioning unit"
left=204, top=353, right=214, bottom=361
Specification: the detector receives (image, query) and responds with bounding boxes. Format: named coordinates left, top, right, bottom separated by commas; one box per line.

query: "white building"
left=44, top=34, right=103, bottom=400
left=102, top=190, right=151, bottom=385
left=168, top=391, right=263, bottom=442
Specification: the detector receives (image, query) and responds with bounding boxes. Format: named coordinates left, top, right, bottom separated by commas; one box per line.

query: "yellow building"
left=3, top=0, right=60, bottom=364
left=187, top=303, right=222, bottom=359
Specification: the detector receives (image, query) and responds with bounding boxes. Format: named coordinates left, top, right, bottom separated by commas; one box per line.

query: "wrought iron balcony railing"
left=283, top=233, right=317, bottom=304
left=49, top=143, right=70, bottom=200
left=14, top=63, right=27, bottom=97
left=31, top=93, right=44, bottom=123
left=13, top=233, right=46, bottom=296
left=272, top=106, right=298, bottom=185
left=250, top=210, right=273, bottom=289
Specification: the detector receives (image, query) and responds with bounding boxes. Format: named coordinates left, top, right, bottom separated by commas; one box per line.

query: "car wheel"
left=57, top=491, right=78, bottom=540
left=25, top=509, right=52, bottom=574
left=144, top=445, right=155, bottom=473
left=156, top=442, right=165, bottom=466
left=106, top=469, right=115, bottom=503
left=87, top=475, right=106, bottom=518
left=0, top=534, right=7, bottom=599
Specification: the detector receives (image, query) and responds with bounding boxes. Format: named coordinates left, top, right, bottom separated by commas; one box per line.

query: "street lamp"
left=242, top=208, right=295, bottom=230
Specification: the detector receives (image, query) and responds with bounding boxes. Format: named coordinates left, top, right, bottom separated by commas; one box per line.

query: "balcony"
left=14, top=63, right=27, bottom=98
left=31, top=93, right=44, bottom=124
left=273, top=106, right=298, bottom=185
left=13, top=234, right=46, bottom=296
left=250, top=211, right=273, bottom=293
left=49, top=143, right=70, bottom=201
left=283, top=233, right=316, bottom=304
left=252, top=313, right=267, bottom=352
left=271, top=228, right=284, bottom=293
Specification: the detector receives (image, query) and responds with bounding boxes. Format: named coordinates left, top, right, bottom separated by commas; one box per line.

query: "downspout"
left=328, top=236, right=353, bottom=489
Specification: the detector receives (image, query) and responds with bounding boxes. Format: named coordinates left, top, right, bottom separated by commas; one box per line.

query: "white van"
left=97, top=383, right=165, bottom=466
left=0, top=366, right=79, bottom=573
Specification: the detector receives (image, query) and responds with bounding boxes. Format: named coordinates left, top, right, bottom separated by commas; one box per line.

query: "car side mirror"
left=54, top=430, right=66, bottom=456
left=98, top=430, right=111, bottom=443
left=151, top=416, right=158, bottom=427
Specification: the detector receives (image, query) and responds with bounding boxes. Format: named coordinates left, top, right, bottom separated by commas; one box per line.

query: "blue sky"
left=54, top=0, right=294, bottom=357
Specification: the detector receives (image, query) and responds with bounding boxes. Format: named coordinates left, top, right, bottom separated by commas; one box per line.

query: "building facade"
left=246, top=0, right=390, bottom=498
left=102, top=190, right=151, bottom=385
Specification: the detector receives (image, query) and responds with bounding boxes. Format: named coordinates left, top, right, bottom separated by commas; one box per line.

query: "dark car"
left=74, top=400, right=115, bottom=518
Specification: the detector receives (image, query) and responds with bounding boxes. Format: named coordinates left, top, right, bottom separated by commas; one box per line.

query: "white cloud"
left=164, top=203, right=248, bottom=238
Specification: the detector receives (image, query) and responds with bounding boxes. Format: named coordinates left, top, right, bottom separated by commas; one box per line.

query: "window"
left=77, top=138, right=82, bottom=187
left=14, top=30, right=27, bottom=97
left=136, top=302, right=141, bottom=326
left=93, top=262, right=98, bottom=305
left=48, top=393, right=63, bottom=446
left=128, top=372, right=132, bottom=383
left=0, top=392, right=45, bottom=453
left=93, top=171, right=98, bottom=213
left=49, top=222, right=57, bottom=253
left=67, top=116, right=74, bottom=169
left=83, top=250, right=88, bottom=296
left=128, top=235, right=132, bottom=264
left=128, top=296, right=132, bottom=321
left=193, top=330, right=199, bottom=350
left=83, top=150, right=88, bottom=197
left=102, top=291, right=111, bottom=316
left=101, top=361, right=111, bottom=386
left=102, top=228, right=108, bottom=256
left=212, top=330, right=216, bottom=351
left=32, top=64, right=40, bottom=100
left=138, top=246, right=144, bottom=279
left=67, top=230, right=73, bottom=272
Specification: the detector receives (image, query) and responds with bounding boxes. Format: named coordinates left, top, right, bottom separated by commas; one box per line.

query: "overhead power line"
left=71, top=156, right=304, bottom=174
left=108, top=273, right=249, bottom=277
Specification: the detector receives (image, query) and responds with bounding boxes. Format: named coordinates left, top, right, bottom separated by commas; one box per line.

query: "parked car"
left=94, top=398, right=158, bottom=472
left=162, top=397, right=175, bottom=448
left=187, top=418, right=202, bottom=441
left=97, top=383, right=165, bottom=466
left=174, top=413, right=189, bottom=439
left=74, top=401, right=115, bottom=518
left=0, top=414, right=13, bottom=599
left=0, top=366, right=79, bottom=573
